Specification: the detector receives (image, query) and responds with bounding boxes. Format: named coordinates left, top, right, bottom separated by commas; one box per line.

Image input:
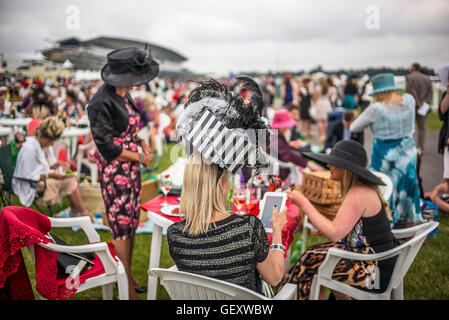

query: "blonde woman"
left=279, top=140, right=397, bottom=300
left=167, top=152, right=288, bottom=294
left=13, top=117, right=90, bottom=219
left=312, top=77, right=333, bottom=142
left=350, top=73, right=423, bottom=227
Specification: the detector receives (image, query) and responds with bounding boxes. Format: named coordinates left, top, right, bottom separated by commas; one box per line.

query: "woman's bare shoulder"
left=347, top=184, right=381, bottom=215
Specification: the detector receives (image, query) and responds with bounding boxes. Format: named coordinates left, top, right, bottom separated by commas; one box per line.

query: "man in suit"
left=406, top=62, right=433, bottom=152
left=324, top=110, right=364, bottom=152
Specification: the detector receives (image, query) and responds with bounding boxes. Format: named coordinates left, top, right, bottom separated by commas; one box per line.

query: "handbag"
left=46, top=233, right=95, bottom=277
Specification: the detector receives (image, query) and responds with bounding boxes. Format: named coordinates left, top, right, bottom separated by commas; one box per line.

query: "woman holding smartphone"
left=169, top=78, right=288, bottom=294
left=167, top=152, right=288, bottom=293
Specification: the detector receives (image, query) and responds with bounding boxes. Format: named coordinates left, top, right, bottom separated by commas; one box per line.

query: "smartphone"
left=258, top=192, right=287, bottom=233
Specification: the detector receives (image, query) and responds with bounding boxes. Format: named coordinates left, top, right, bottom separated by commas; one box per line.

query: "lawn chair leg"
left=310, top=275, right=321, bottom=300
left=102, top=283, right=114, bottom=300
left=391, top=281, right=404, bottom=300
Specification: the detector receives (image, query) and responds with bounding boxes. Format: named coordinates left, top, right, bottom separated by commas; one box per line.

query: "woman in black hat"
left=88, top=47, right=159, bottom=299
left=279, top=140, right=397, bottom=300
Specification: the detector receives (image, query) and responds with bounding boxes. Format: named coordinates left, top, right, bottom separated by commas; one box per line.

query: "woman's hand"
left=271, top=205, right=287, bottom=233
left=307, top=161, right=325, bottom=172
left=48, top=172, right=66, bottom=180
left=141, top=152, right=153, bottom=167
left=286, top=188, right=305, bottom=207
left=140, top=140, right=153, bottom=156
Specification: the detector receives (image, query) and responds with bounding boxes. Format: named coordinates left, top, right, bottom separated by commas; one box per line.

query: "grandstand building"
left=41, top=36, right=189, bottom=77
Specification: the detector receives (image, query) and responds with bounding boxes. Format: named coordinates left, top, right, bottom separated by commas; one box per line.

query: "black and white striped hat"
left=176, top=78, right=270, bottom=175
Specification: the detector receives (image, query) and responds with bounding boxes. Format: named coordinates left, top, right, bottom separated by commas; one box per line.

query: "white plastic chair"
left=149, top=266, right=297, bottom=300
left=300, top=171, right=394, bottom=255
left=76, top=140, right=98, bottom=183
left=309, top=221, right=438, bottom=300
left=267, top=155, right=300, bottom=187
left=28, top=216, right=128, bottom=300
left=155, top=112, right=171, bottom=157
left=370, top=170, right=394, bottom=200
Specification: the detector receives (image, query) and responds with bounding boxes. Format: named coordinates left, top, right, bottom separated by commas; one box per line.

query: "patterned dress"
left=350, top=93, right=424, bottom=225
left=97, top=100, right=141, bottom=240
left=280, top=206, right=396, bottom=300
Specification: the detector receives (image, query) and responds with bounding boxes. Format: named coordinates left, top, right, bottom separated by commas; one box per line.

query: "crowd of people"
left=0, top=47, right=447, bottom=301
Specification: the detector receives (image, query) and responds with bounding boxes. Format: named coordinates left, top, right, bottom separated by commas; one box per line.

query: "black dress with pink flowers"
left=97, top=100, right=141, bottom=240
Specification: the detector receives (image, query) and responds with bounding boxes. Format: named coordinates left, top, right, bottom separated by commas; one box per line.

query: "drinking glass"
left=233, top=189, right=246, bottom=216
left=245, top=187, right=260, bottom=216
left=160, top=174, right=172, bottom=207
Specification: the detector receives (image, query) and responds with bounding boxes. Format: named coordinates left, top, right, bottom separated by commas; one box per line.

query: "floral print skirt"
left=97, top=155, right=141, bottom=240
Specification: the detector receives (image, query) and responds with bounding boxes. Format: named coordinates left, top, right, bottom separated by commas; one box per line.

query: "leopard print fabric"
left=280, top=219, right=378, bottom=300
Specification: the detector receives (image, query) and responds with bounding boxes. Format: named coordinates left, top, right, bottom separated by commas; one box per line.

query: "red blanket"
left=0, top=206, right=117, bottom=300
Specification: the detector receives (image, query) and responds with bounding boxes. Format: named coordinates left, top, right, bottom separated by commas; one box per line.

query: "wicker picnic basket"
left=79, top=181, right=105, bottom=218
left=80, top=180, right=159, bottom=226
left=139, top=179, right=159, bottom=223
left=300, top=171, right=342, bottom=205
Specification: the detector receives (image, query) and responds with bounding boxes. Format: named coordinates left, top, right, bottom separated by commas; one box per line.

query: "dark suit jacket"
left=325, top=121, right=364, bottom=150
left=405, top=71, right=432, bottom=108
left=88, top=84, right=149, bottom=162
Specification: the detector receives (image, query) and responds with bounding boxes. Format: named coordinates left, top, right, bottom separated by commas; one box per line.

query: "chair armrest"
left=37, top=241, right=117, bottom=274
left=317, top=246, right=402, bottom=280
left=391, top=224, right=427, bottom=239
left=326, top=246, right=402, bottom=262
left=38, top=241, right=107, bottom=254
left=78, top=140, right=95, bottom=151
left=272, top=283, right=297, bottom=300
left=49, top=216, right=100, bottom=243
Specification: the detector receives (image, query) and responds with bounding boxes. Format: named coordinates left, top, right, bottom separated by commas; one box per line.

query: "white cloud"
left=0, top=0, right=448, bottom=74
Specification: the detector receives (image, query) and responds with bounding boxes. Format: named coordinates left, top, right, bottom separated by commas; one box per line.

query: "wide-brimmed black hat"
left=303, top=140, right=385, bottom=185
left=101, top=47, right=159, bottom=87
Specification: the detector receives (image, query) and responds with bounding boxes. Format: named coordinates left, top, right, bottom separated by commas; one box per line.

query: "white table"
left=0, top=126, right=13, bottom=145
left=61, top=127, right=91, bottom=159
left=0, top=118, right=32, bottom=128
left=145, top=209, right=174, bottom=300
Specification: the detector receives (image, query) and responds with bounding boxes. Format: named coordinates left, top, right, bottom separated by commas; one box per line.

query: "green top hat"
left=369, top=73, right=401, bottom=96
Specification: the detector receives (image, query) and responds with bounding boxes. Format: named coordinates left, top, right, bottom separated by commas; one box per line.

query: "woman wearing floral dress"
left=88, top=47, right=159, bottom=299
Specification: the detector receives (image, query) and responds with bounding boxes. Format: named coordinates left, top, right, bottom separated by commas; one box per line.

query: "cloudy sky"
left=1, top=0, right=448, bottom=75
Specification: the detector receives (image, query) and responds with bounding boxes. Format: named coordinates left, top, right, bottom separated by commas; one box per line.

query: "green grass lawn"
left=6, top=140, right=449, bottom=300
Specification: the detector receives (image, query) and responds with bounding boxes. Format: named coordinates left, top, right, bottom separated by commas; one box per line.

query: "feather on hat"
left=176, top=77, right=271, bottom=175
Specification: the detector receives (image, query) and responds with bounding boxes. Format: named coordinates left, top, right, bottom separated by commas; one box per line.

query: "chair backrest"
left=0, top=144, right=14, bottom=193
left=266, top=154, right=299, bottom=185
left=370, top=170, right=393, bottom=200
left=387, top=221, right=438, bottom=291
left=149, top=267, right=268, bottom=300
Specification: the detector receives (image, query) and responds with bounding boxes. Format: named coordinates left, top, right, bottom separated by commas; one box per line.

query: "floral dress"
left=97, top=100, right=141, bottom=240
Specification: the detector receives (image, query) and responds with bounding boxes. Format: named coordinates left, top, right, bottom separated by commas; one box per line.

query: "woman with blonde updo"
left=13, top=117, right=91, bottom=219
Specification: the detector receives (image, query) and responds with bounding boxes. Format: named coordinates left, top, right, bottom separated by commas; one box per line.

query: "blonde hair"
left=371, top=89, right=397, bottom=103
left=36, top=116, right=65, bottom=140
left=32, top=105, right=51, bottom=119
left=318, top=77, right=329, bottom=96
left=341, top=169, right=393, bottom=221
left=181, top=152, right=230, bottom=236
